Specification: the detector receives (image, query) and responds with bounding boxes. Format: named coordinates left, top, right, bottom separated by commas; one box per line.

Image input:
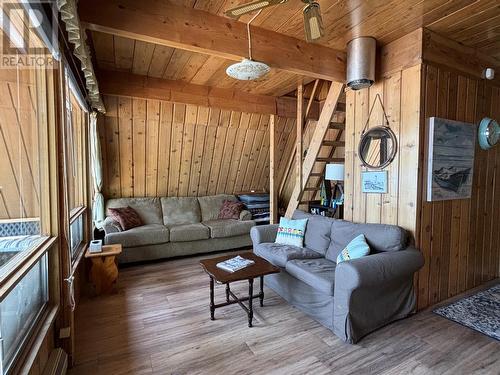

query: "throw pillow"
left=275, top=217, right=308, bottom=247
left=218, top=200, right=245, bottom=220
left=107, top=206, right=143, bottom=231
left=336, top=234, right=370, bottom=263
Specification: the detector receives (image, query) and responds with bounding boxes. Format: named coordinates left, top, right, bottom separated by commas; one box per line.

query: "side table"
left=85, top=244, right=122, bottom=295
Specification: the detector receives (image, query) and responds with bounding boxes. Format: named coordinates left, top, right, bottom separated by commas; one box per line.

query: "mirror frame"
left=358, top=126, right=398, bottom=169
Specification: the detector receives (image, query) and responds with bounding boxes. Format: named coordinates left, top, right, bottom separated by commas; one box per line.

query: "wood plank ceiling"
left=87, top=0, right=500, bottom=99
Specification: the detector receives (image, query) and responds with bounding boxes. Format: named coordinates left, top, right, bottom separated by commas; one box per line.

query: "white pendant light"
left=226, top=10, right=270, bottom=81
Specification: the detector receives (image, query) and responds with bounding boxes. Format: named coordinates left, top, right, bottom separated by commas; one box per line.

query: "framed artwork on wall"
left=426, top=117, right=476, bottom=201
left=361, top=171, right=388, bottom=193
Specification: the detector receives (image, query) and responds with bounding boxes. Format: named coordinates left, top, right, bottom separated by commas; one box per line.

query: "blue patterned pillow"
left=275, top=217, right=308, bottom=247
left=336, top=234, right=370, bottom=263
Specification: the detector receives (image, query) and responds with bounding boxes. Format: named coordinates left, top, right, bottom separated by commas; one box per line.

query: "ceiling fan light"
left=303, top=2, right=324, bottom=42
left=226, top=59, right=270, bottom=80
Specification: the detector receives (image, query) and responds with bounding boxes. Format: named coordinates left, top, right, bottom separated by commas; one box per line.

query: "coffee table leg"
left=259, top=276, right=264, bottom=307
left=209, top=276, right=215, bottom=320
left=226, top=283, right=230, bottom=303
left=248, top=278, right=254, bottom=327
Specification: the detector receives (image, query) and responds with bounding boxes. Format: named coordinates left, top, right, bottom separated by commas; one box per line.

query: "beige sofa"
left=102, top=194, right=255, bottom=263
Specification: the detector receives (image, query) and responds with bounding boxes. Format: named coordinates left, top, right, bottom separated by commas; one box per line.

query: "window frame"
left=63, top=64, right=90, bottom=268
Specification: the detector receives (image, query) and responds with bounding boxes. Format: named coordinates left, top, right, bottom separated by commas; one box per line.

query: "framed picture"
left=426, top=117, right=476, bottom=201
left=361, top=171, right=388, bottom=193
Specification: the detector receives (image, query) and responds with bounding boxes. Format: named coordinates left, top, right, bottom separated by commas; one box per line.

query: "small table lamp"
left=325, top=163, right=344, bottom=208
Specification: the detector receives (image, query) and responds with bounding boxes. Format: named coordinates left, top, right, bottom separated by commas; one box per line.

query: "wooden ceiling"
left=90, top=31, right=309, bottom=97
left=84, top=0, right=500, bottom=99
left=173, top=0, right=500, bottom=57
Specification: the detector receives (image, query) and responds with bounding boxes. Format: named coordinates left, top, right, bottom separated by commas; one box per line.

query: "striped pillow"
left=275, top=217, right=308, bottom=248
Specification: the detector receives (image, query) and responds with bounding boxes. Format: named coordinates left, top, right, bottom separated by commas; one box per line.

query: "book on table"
left=216, top=256, right=255, bottom=273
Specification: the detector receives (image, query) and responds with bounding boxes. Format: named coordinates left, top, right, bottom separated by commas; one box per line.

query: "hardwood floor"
left=70, top=251, right=500, bottom=375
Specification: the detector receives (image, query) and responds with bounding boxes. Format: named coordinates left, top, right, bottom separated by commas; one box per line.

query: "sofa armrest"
left=333, top=247, right=424, bottom=343
left=102, top=217, right=122, bottom=235
left=250, top=224, right=279, bottom=245
left=239, top=210, right=252, bottom=221
left=335, top=247, right=424, bottom=290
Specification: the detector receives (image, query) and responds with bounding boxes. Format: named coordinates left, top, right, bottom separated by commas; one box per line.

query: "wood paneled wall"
left=344, top=65, right=422, bottom=236
left=0, top=69, right=40, bottom=220
left=416, top=65, right=500, bottom=310
left=99, top=94, right=297, bottom=198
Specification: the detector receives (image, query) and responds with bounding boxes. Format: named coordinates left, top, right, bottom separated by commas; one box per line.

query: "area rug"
left=434, top=284, right=500, bottom=341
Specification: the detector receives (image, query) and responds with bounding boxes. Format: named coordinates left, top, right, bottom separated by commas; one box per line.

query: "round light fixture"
left=226, top=59, right=270, bottom=81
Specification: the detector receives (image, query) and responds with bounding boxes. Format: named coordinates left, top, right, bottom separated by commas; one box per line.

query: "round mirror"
left=358, top=126, right=398, bottom=169
left=478, top=117, right=500, bottom=150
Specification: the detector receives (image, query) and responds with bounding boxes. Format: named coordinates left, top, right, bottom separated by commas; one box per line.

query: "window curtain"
left=90, top=112, right=104, bottom=226
left=57, top=0, right=105, bottom=113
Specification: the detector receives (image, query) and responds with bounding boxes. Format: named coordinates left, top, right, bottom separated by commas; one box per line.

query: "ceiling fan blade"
left=225, top=0, right=288, bottom=19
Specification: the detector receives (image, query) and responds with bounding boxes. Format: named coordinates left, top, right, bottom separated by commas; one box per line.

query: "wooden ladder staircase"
left=285, top=82, right=345, bottom=218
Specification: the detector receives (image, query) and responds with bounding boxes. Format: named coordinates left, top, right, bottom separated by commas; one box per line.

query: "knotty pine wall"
left=416, top=64, right=500, bottom=310
left=99, top=95, right=297, bottom=198
left=344, top=64, right=422, bottom=237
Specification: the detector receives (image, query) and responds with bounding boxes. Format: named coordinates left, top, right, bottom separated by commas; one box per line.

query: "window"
left=0, top=48, right=46, bottom=273
left=0, top=254, right=48, bottom=372
left=64, top=67, right=89, bottom=262
left=0, top=2, right=58, bottom=372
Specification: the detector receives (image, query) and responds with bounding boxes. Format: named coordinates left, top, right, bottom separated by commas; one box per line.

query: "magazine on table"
left=216, top=255, right=255, bottom=273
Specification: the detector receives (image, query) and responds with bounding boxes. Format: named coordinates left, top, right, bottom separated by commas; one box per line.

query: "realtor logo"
left=0, top=0, right=58, bottom=68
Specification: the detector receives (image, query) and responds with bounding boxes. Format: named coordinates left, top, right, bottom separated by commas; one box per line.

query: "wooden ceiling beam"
left=78, top=0, right=346, bottom=82
left=98, top=70, right=320, bottom=120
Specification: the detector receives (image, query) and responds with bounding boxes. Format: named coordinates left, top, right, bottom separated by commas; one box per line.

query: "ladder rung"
left=329, top=122, right=345, bottom=129
left=315, top=157, right=345, bottom=163
left=303, top=187, right=319, bottom=192
left=309, top=173, right=323, bottom=177
left=298, top=201, right=311, bottom=205
left=322, top=140, right=345, bottom=147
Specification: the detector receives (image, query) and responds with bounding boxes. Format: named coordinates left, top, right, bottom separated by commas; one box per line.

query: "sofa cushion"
left=106, top=198, right=163, bottom=225
left=161, top=197, right=201, bottom=226
left=336, top=234, right=370, bottom=263
left=326, top=220, right=407, bottom=262
left=198, top=194, right=239, bottom=222
left=107, top=206, right=143, bottom=231
left=203, top=219, right=255, bottom=238
left=292, top=211, right=333, bottom=255
left=105, top=224, right=169, bottom=247
left=254, top=242, right=322, bottom=268
left=218, top=200, right=245, bottom=219
left=169, top=223, right=209, bottom=242
left=286, top=258, right=336, bottom=296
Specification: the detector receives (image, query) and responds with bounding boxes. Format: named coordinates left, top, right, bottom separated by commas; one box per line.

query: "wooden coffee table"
left=85, top=244, right=122, bottom=295
left=199, top=252, right=280, bottom=327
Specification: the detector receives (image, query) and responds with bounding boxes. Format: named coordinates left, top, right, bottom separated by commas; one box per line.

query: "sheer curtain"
left=89, top=112, right=104, bottom=227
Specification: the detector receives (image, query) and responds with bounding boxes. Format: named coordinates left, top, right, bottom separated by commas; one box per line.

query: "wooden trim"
left=269, top=115, right=278, bottom=224
left=378, top=28, right=423, bottom=78
left=296, top=82, right=303, bottom=192
left=79, top=0, right=346, bottom=81
left=0, top=237, right=57, bottom=300
left=422, top=28, right=500, bottom=86
left=69, top=205, right=86, bottom=224
left=10, top=305, right=59, bottom=375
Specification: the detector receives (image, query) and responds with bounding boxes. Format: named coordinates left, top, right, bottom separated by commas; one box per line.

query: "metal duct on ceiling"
left=346, top=37, right=376, bottom=90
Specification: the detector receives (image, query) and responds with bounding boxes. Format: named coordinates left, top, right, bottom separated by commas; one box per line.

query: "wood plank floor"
left=70, top=251, right=500, bottom=375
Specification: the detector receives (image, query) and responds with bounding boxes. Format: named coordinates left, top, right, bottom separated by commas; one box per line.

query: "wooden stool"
left=85, top=244, right=122, bottom=295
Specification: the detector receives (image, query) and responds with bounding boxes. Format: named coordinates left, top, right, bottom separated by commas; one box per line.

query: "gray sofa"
left=103, top=194, right=255, bottom=263
left=250, top=210, right=424, bottom=344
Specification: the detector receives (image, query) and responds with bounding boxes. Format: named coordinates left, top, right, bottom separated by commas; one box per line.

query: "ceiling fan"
left=224, top=0, right=324, bottom=43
